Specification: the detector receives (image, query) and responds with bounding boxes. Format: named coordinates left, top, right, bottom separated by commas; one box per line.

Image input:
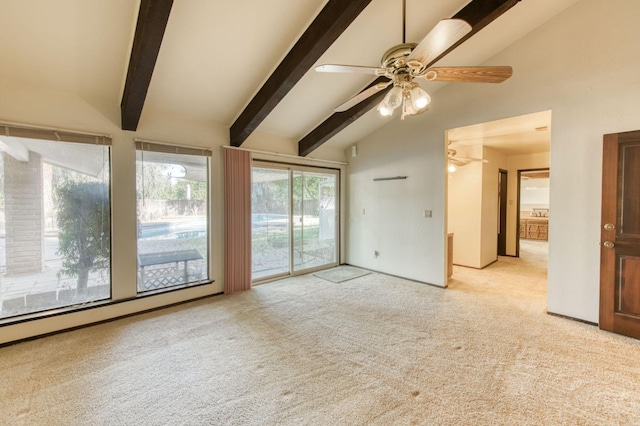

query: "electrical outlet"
left=362, top=208, right=366, bottom=215
left=374, top=250, right=379, bottom=258
left=424, top=210, right=432, bottom=218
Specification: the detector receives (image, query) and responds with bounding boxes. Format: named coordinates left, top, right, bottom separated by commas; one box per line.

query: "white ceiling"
left=0, top=0, right=580, bottom=153
left=447, top=110, right=552, bottom=156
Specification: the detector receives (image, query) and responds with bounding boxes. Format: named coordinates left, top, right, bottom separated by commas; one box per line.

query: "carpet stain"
left=453, top=346, right=462, bottom=350
left=411, top=390, right=420, bottom=398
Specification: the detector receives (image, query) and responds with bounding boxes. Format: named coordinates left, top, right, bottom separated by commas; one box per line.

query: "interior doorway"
left=517, top=169, right=550, bottom=259
left=446, top=111, right=551, bottom=295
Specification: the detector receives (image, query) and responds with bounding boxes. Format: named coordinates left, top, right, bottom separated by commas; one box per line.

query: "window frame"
left=0, top=122, right=113, bottom=321
left=134, top=139, right=212, bottom=295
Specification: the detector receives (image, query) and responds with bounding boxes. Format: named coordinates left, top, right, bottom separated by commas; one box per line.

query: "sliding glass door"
left=292, top=171, right=337, bottom=272
left=251, top=163, right=338, bottom=281
left=251, top=167, right=290, bottom=281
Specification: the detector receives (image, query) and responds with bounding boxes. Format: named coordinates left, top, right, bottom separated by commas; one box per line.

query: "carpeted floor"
left=313, top=266, right=371, bottom=283
left=2, top=241, right=639, bottom=425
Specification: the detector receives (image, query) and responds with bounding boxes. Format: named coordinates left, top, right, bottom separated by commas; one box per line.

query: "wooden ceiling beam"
left=121, top=0, right=174, bottom=131
left=297, top=77, right=391, bottom=157
left=229, top=0, right=374, bottom=147
left=298, top=0, right=522, bottom=157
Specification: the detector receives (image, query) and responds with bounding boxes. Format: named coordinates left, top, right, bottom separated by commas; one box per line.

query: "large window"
left=0, top=126, right=111, bottom=319
left=136, top=141, right=210, bottom=293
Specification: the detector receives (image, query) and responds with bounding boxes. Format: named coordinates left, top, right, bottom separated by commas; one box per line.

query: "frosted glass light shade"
left=410, top=86, right=430, bottom=110
left=383, top=86, right=403, bottom=109
left=377, top=102, right=393, bottom=117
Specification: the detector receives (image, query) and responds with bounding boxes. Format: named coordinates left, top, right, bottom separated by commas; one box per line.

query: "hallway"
left=448, top=240, right=549, bottom=311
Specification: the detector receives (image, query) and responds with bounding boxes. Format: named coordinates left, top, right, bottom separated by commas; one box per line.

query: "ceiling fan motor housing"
left=381, top=43, right=417, bottom=69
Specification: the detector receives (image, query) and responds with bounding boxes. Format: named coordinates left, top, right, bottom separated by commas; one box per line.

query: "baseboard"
left=547, top=311, right=598, bottom=327
left=342, top=263, right=445, bottom=289
left=451, top=260, right=497, bottom=270
left=0, top=292, right=222, bottom=348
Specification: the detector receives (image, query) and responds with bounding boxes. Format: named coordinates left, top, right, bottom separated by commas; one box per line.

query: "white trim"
left=134, top=138, right=213, bottom=153
left=0, top=120, right=112, bottom=139
left=223, top=145, right=347, bottom=166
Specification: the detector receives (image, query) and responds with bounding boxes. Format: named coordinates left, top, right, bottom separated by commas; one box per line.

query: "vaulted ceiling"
left=0, top=0, right=580, bottom=157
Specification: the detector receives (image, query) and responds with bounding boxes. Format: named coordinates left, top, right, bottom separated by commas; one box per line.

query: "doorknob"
left=603, top=241, right=615, bottom=248
left=604, top=223, right=615, bottom=231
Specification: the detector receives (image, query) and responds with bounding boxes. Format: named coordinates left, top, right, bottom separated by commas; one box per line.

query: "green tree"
left=56, top=181, right=110, bottom=294
left=174, top=179, right=207, bottom=200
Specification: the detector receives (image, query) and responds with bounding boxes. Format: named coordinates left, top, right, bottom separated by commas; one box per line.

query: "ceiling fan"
left=447, top=147, right=488, bottom=172
left=315, top=0, right=513, bottom=120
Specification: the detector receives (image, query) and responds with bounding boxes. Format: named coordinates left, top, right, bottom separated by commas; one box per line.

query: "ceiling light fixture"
left=378, top=81, right=431, bottom=120
left=315, top=0, right=513, bottom=120
left=410, top=84, right=430, bottom=109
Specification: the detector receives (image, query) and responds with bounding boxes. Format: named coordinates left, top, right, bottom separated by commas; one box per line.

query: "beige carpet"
left=313, top=265, right=371, bottom=283
left=2, top=243, right=640, bottom=425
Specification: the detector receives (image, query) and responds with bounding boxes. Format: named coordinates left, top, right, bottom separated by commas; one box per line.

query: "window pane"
left=136, top=150, right=209, bottom=293
left=0, top=138, right=111, bottom=319
left=292, top=171, right=337, bottom=272
left=252, top=167, right=290, bottom=280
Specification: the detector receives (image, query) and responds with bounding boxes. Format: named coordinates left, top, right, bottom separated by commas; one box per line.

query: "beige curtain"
left=224, top=148, right=252, bottom=294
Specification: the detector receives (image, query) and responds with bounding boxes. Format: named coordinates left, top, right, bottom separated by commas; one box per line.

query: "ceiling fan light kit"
left=315, top=0, right=513, bottom=121
left=377, top=77, right=431, bottom=120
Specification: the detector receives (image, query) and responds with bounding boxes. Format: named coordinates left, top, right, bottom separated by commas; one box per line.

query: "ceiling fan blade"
left=334, top=81, right=392, bottom=112
left=407, top=19, right=472, bottom=66
left=424, top=66, right=513, bottom=83
left=458, top=156, right=489, bottom=163
left=315, top=64, right=387, bottom=76
left=449, top=157, right=468, bottom=167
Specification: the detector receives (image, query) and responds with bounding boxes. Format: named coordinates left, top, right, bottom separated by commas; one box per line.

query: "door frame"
left=251, top=160, right=340, bottom=283
left=498, top=169, right=508, bottom=256
left=516, top=168, right=550, bottom=258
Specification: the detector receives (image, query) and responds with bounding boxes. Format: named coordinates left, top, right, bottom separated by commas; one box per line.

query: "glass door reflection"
left=251, top=165, right=338, bottom=281
left=292, top=170, right=337, bottom=273
left=251, top=167, right=290, bottom=280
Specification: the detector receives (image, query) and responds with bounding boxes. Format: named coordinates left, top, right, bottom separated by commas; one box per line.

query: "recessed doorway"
left=517, top=169, right=550, bottom=260
left=447, top=110, right=551, bottom=295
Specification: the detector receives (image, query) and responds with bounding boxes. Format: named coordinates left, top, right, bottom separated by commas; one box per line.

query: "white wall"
left=447, top=145, right=483, bottom=268
left=447, top=145, right=507, bottom=269
left=347, top=119, right=448, bottom=286
left=347, top=0, right=640, bottom=322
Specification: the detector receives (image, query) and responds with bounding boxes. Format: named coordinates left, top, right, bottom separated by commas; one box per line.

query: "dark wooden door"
left=600, top=130, right=640, bottom=339
left=498, top=169, right=508, bottom=256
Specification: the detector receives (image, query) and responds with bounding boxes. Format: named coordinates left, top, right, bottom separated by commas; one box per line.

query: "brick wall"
left=4, top=151, right=45, bottom=274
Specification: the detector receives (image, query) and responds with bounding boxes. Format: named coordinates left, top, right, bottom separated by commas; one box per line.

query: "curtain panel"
left=223, top=148, right=252, bottom=294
